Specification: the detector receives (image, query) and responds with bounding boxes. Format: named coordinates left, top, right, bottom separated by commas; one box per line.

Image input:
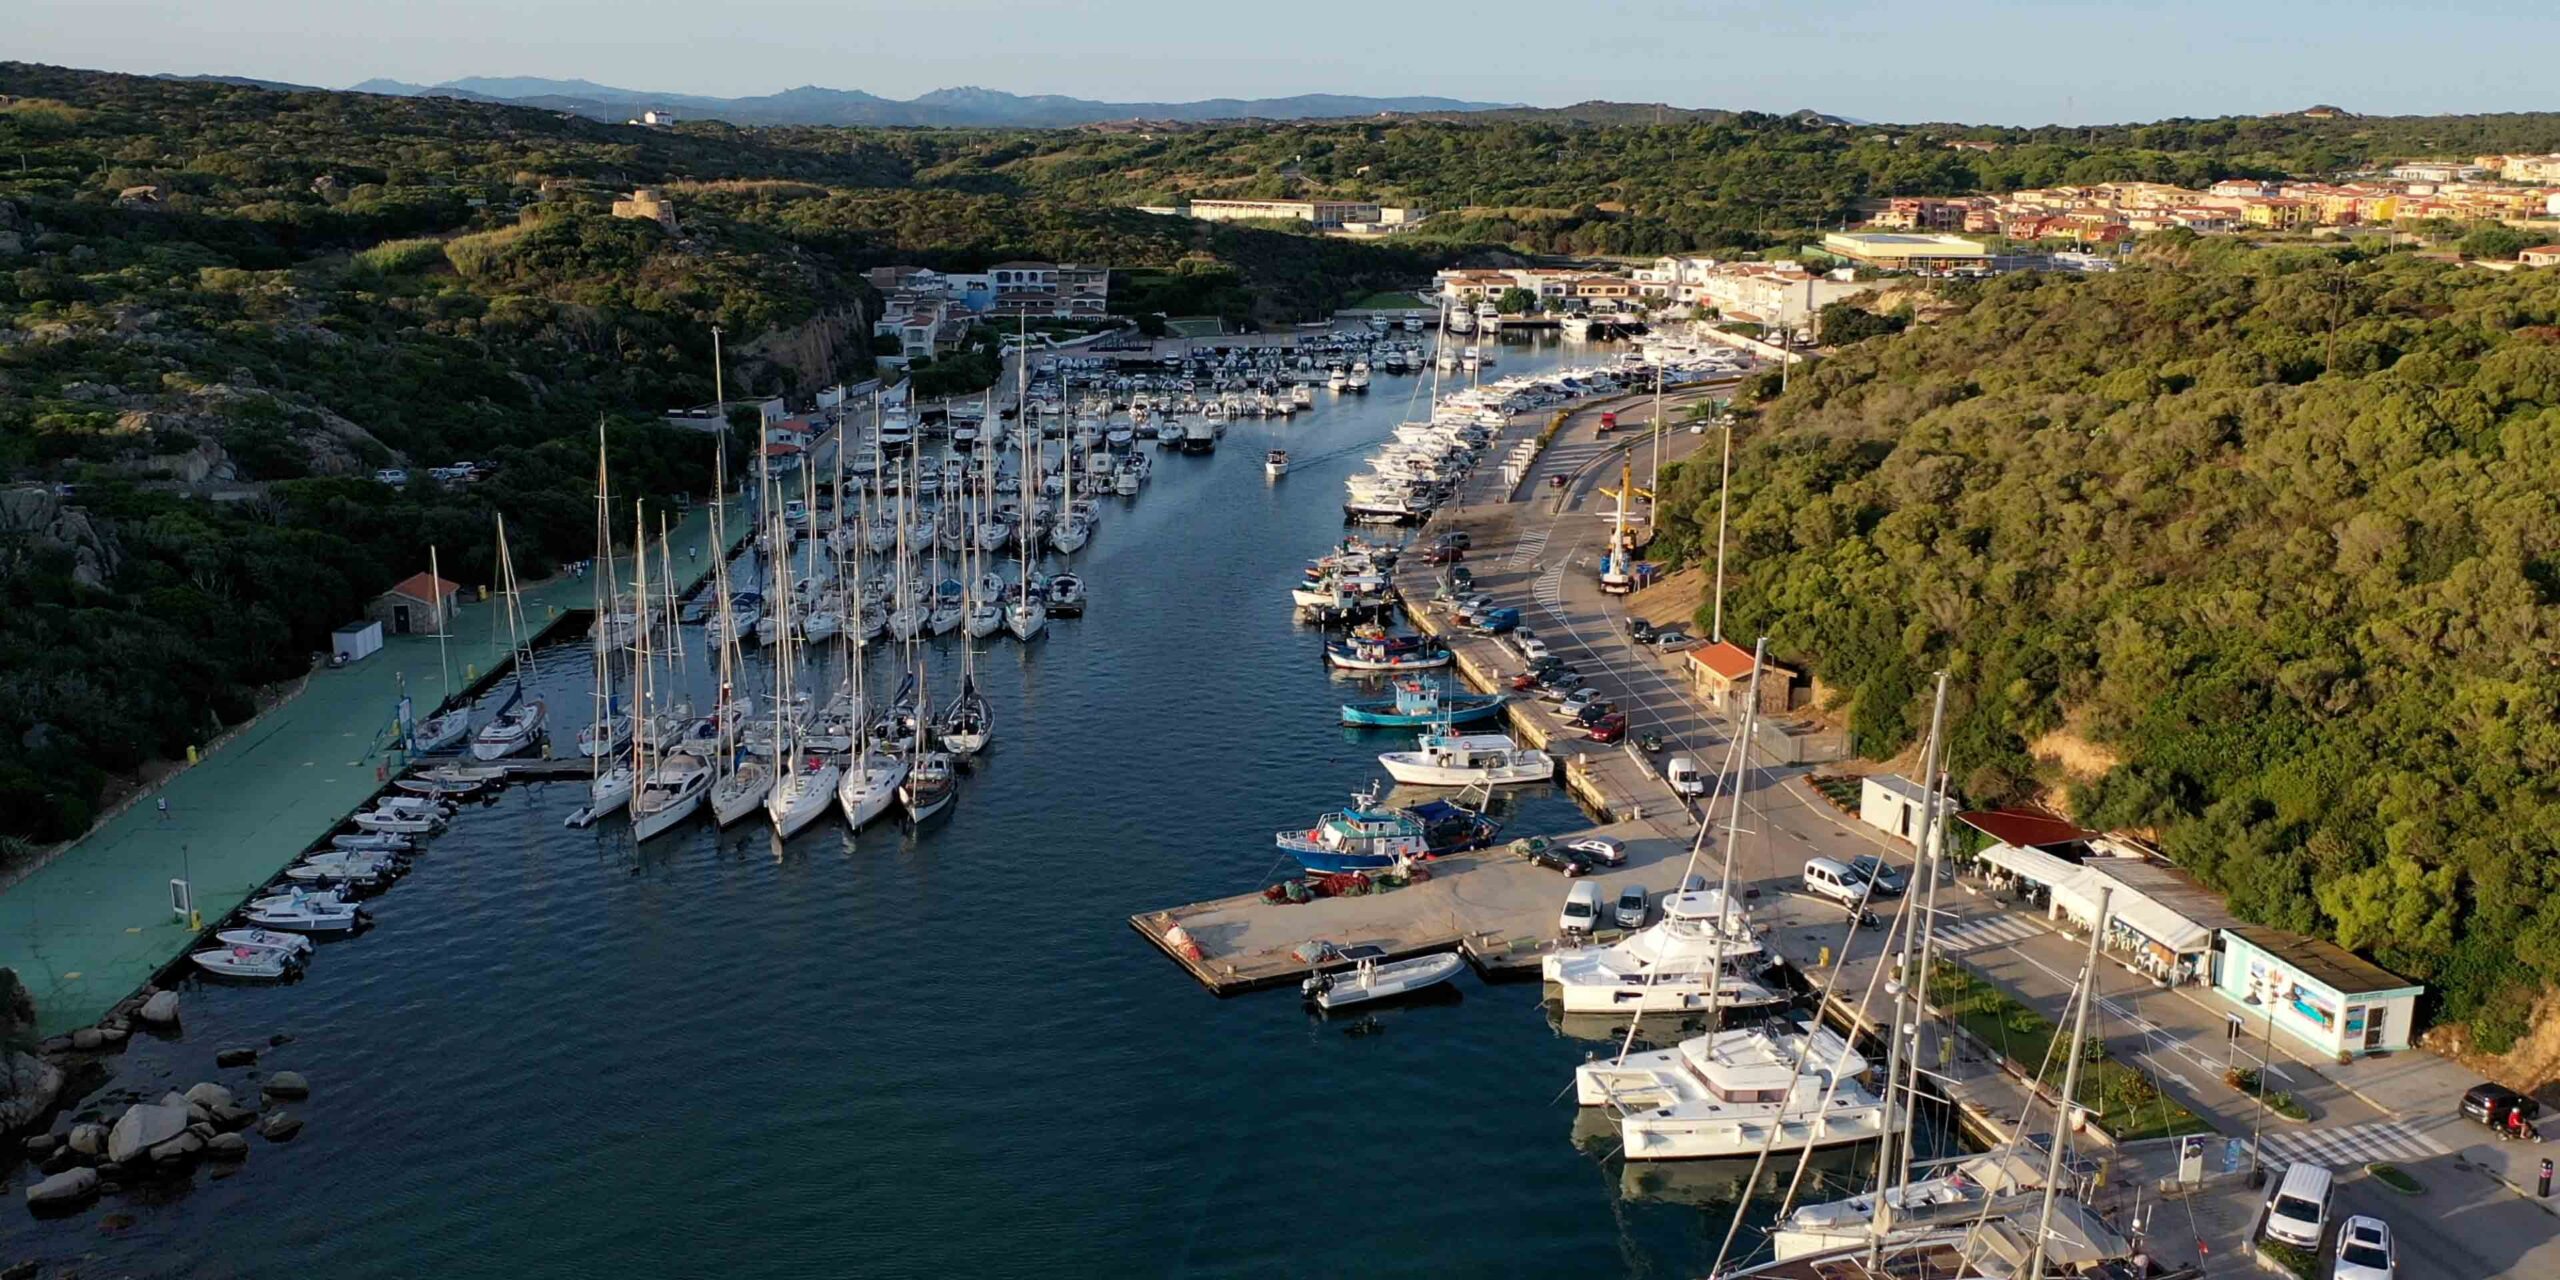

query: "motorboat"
left=898, top=750, right=957, bottom=821
left=766, top=754, right=844, bottom=838
left=1275, top=787, right=1501, bottom=874
left=192, top=945, right=299, bottom=980
left=629, top=751, right=713, bottom=842
left=331, top=832, right=416, bottom=853
left=1324, top=632, right=1449, bottom=672
left=837, top=752, right=907, bottom=828
left=1542, top=888, right=1789, bottom=1014
left=351, top=805, right=443, bottom=835
left=241, top=887, right=368, bottom=934
left=215, top=928, right=312, bottom=959
left=469, top=697, right=547, bottom=761
left=1044, top=572, right=1086, bottom=617
left=709, top=757, right=775, bottom=827
left=1341, top=679, right=1507, bottom=728
left=1573, top=1021, right=1890, bottom=1161
left=1377, top=731, right=1555, bottom=786
left=286, top=850, right=402, bottom=887
left=1302, top=951, right=1463, bottom=1010
left=1266, top=449, right=1289, bottom=479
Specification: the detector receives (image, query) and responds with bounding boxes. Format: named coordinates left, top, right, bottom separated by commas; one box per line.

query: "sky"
left=15, top=0, right=2560, bottom=126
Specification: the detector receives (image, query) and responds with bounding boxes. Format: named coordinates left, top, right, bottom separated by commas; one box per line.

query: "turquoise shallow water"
left=4, top=335, right=1949, bottom=1278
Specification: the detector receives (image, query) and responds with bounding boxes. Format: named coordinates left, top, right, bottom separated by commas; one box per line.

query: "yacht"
left=899, top=750, right=957, bottom=821
left=766, top=755, right=843, bottom=838
left=1573, top=1020, right=1890, bottom=1161
left=1265, top=449, right=1289, bottom=479
left=1376, top=731, right=1554, bottom=786
left=709, top=756, right=775, bottom=827
left=469, top=697, right=546, bottom=761
left=629, top=750, right=713, bottom=841
left=837, top=751, right=907, bottom=827
left=1344, top=362, right=1371, bottom=393
left=1542, top=888, right=1788, bottom=1014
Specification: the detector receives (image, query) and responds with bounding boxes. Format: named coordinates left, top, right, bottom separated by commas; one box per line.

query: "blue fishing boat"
left=1341, top=677, right=1508, bottom=728
left=1275, top=786, right=1503, bottom=873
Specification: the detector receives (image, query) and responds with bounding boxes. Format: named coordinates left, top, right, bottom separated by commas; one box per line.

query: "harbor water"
left=4, top=332, right=1952, bottom=1278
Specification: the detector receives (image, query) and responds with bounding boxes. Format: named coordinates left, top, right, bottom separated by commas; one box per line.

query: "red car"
left=1585, top=712, right=1629, bottom=743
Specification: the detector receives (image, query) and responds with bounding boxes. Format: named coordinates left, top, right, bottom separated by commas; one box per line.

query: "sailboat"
left=766, top=464, right=842, bottom=837
left=1004, top=357, right=1048, bottom=642
left=575, top=435, right=634, bottom=761
left=897, top=585, right=957, bottom=821
left=406, top=543, right=471, bottom=752
left=709, top=432, right=775, bottom=827
left=469, top=515, right=546, bottom=761
left=627, top=505, right=711, bottom=841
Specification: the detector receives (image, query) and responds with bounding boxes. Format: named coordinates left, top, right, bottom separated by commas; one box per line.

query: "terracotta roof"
left=1685, top=640, right=1761, bottom=681
left=383, top=572, right=458, bottom=604
left=1958, top=806, right=2093, bottom=850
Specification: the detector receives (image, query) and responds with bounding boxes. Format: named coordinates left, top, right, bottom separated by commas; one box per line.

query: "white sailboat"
left=469, top=515, right=545, bottom=761
left=406, top=543, right=471, bottom=752
left=766, top=459, right=841, bottom=838
left=710, top=429, right=774, bottom=827
left=627, top=506, right=710, bottom=841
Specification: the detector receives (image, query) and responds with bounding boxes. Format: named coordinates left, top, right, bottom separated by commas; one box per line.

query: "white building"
left=1859, top=775, right=1953, bottom=848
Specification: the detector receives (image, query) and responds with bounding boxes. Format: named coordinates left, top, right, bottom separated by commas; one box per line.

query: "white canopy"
left=2053, top=869, right=2214, bottom=956
left=1976, top=842, right=2081, bottom=888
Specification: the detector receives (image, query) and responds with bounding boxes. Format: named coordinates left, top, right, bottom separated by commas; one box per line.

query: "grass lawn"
left=1163, top=316, right=1227, bottom=338
left=1929, top=961, right=2213, bottom=1142
left=1349, top=291, right=1426, bottom=310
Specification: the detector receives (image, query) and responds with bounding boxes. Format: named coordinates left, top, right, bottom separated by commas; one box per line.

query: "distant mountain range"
left=339, top=76, right=1519, bottom=128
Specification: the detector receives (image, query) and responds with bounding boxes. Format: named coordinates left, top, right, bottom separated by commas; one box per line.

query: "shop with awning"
left=2052, top=859, right=2220, bottom=984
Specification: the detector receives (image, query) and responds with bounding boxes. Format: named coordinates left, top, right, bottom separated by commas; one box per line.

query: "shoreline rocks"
left=24, top=1166, right=99, bottom=1209
left=135, top=990, right=179, bottom=1027
left=260, top=1070, right=309, bottom=1100
left=256, top=1110, right=303, bottom=1142
left=105, top=1101, right=190, bottom=1164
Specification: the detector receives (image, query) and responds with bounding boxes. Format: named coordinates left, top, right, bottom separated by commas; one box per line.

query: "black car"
left=2463, top=1082, right=2541, bottom=1126
left=1524, top=844, right=1594, bottom=876
left=1573, top=700, right=1619, bottom=727
left=1846, top=855, right=1908, bottom=897
left=1628, top=618, right=1657, bottom=642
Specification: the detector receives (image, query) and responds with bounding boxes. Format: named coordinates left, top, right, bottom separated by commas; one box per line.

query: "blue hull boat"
left=1341, top=677, right=1508, bottom=728
left=1276, top=787, right=1504, bottom=874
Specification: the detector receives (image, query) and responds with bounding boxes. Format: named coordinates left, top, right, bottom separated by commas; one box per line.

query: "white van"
left=2262, top=1163, right=2333, bottom=1249
left=1560, top=881, right=1603, bottom=937
left=1803, top=858, right=1865, bottom=907
left=1665, top=756, right=1705, bottom=797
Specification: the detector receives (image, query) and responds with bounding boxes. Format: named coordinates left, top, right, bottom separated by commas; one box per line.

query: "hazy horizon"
left=16, top=0, right=2560, bottom=127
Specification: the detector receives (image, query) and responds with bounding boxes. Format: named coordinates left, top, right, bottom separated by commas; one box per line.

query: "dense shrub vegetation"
left=1652, top=243, right=2560, bottom=1046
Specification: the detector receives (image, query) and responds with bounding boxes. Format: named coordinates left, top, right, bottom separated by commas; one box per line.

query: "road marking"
left=2258, top=1119, right=2447, bottom=1168
left=1930, top=914, right=2048, bottom=952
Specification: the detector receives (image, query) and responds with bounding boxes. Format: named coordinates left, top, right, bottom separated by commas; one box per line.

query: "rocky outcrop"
left=0, top=488, right=121, bottom=590
left=136, top=990, right=178, bottom=1026
left=0, top=1051, right=63, bottom=1133
left=256, top=1109, right=303, bottom=1141
left=260, top=1070, right=309, bottom=1099
left=23, top=1166, right=98, bottom=1208
left=106, top=1101, right=190, bottom=1163
left=732, top=304, right=869, bottom=399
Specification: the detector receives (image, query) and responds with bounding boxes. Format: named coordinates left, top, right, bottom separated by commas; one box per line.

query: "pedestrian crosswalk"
left=1532, top=564, right=1566, bottom=619
left=1928, top=913, right=2049, bottom=953
left=2258, top=1119, right=2448, bottom=1168
left=1507, top=528, right=1550, bottom=569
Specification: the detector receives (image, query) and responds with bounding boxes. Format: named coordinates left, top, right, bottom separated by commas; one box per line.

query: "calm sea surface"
left=5, top=334, right=1950, bottom=1278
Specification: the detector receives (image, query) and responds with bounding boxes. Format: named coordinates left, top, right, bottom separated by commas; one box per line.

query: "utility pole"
left=2029, top=886, right=2113, bottom=1280
left=1649, top=358, right=1664, bottom=492
left=1710, top=416, right=1732, bottom=643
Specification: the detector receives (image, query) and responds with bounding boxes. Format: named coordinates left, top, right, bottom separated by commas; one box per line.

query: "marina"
left=9, top=330, right=1962, bottom=1280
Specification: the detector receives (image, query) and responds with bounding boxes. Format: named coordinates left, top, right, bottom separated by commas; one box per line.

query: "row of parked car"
left=373, top=459, right=498, bottom=486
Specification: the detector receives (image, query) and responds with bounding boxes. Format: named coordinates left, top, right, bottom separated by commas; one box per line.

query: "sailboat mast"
left=429, top=544, right=451, bottom=709
left=591, top=427, right=613, bottom=789
left=1873, top=670, right=1949, bottom=1243
left=630, top=503, right=650, bottom=791
left=2026, top=887, right=2114, bottom=1280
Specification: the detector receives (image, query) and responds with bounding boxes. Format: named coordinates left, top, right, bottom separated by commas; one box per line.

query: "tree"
left=1495, top=286, right=1537, bottom=315
left=2458, top=222, right=2532, bottom=261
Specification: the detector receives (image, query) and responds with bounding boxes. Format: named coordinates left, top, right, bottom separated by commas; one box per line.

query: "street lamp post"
left=2250, top=997, right=2275, bottom=1186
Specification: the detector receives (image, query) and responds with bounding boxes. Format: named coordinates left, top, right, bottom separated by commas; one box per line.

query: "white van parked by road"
left=2262, top=1163, right=2334, bottom=1249
left=1665, top=756, right=1705, bottom=797
left=1560, top=881, right=1602, bottom=937
left=1803, top=858, right=1865, bottom=908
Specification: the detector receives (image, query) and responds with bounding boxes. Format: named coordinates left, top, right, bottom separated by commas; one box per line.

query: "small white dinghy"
left=352, top=807, right=442, bottom=835
left=215, top=928, right=313, bottom=959
left=332, top=832, right=416, bottom=853
left=1301, top=951, right=1465, bottom=1010
left=243, top=888, right=367, bottom=934
left=192, top=945, right=298, bottom=980
left=287, top=851, right=401, bottom=886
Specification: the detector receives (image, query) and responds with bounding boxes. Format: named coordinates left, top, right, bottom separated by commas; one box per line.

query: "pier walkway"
left=0, top=503, right=728, bottom=1035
